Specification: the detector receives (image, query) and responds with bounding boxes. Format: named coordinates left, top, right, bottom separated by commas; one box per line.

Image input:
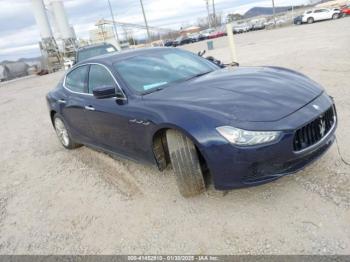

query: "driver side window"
left=88, top=64, right=116, bottom=94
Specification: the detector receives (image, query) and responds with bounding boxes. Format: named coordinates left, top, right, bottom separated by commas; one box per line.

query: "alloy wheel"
left=54, top=118, right=70, bottom=147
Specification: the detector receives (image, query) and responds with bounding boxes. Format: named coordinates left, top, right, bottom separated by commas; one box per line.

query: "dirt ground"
left=0, top=18, right=349, bottom=255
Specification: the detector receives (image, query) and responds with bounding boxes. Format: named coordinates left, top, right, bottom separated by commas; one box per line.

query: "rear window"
left=77, top=45, right=117, bottom=62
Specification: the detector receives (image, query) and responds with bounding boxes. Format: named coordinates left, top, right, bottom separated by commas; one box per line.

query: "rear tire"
left=332, top=13, right=339, bottom=19
left=53, top=115, right=82, bottom=150
left=296, top=20, right=302, bottom=25
left=166, top=130, right=206, bottom=197
left=307, top=17, right=314, bottom=24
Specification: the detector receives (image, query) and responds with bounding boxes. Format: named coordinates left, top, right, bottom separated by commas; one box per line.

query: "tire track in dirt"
left=72, top=148, right=144, bottom=199
left=0, top=197, right=8, bottom=226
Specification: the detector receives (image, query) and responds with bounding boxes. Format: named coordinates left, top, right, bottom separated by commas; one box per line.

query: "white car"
left=233, top=24, right=251, bottom=34
left=200, top=28, right=215, bottom=38
left=302, top=8, right=341, bottom=24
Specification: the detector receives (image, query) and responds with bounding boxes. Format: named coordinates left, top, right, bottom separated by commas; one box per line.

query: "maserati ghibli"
left=46, top=48, right=337, bottom=197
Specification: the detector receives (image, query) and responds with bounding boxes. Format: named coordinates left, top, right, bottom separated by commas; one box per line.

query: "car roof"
left=309, top=8, right=330, bottom=11
left=76, top=47, right=175, bottom=66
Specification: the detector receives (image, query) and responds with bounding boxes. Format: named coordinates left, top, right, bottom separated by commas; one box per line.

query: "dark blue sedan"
left=47, top=47, right=337, bottom=197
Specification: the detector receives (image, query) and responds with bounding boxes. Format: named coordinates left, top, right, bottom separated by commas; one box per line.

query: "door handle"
left=84, top=105, right=95, bottom=111
left=58, top=99, right=66, bottom=104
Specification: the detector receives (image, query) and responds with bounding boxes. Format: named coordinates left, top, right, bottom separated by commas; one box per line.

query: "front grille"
left=293, top=106, right=335, bottom=152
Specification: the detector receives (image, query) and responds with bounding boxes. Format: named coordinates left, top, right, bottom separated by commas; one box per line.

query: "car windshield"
left=113, top=49, right=218, bottom=94
left=77, top=45, right=117, bottom=62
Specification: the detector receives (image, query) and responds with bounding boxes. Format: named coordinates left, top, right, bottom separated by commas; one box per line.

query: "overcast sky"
left=0, top=0, right=312, bottom=61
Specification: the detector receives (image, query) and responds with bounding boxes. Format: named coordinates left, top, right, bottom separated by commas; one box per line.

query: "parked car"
left=200, top=28, right=215, bottom=38
left=264, top=21, right=276, bottom=27
left=208, top=30, right=226, bottom=39
left=164, top=40, right=174, bottom=47
left=75, top=43, right=117, bottom=64
left=276, top=19, right=287, bottom=25
left=47, top=47, right=337, bottom=197
left=302, top=8, right=341, bottom=24
left=233, top=24, right=251, bottom=34
left=294, top=15, right=303, bottom=25
left=188, top=33, right=207, bottom=42
left=252, top=23, right=266, bottom=30
left=0, top=65, right=9, bottom=82
left=173, top=36, right=193, bottom=46
left=197, top=34, right=207, bottom=41
left=341, top=5, right=350, bottom=16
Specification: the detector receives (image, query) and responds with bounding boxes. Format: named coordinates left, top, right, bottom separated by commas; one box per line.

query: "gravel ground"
left=0, top=18, right=349, bottom=255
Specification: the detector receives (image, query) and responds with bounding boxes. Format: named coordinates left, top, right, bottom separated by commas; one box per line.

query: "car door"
left=312, top=10, right=322, bottom=21
left=320, top=9, right=331, bottom=20
left=315, top=9, right=330, bottom=20
left=61, top=65, right=95, bottom=143
left=83, top=64, right=152, bottom=161
left=303, top=11, right=312, bottom=22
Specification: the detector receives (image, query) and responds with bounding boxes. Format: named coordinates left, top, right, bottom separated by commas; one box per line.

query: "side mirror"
left=115, top=92, right=127, bottom=101
left=93, top=85, right=116, bottom=99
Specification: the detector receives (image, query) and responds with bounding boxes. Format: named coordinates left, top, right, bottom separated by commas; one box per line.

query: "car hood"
left=143, top=67, right=323, bottom=122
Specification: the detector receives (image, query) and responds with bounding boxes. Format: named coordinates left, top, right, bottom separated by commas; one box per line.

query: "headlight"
left=216, top=126, right=281, bottom=146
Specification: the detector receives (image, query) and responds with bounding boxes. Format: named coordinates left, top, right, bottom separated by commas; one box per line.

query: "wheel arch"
left=50, top=110, right=57, bottom=126
left=151, top=124, right=209, bottom=174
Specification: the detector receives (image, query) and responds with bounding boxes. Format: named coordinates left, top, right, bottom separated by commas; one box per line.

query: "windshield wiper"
left=142, top=71, right=213, bottom=95
left=142, top=86, right=165, bottom=95
left=184, top=70, right=213, bottom=82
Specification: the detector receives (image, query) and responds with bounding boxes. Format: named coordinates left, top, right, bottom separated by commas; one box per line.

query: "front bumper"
left=201, top=94, right=337, bottom=190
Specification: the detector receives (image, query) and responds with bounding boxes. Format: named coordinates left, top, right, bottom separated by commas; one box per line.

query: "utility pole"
left=272, top=0, right=277, bottom=27
left=205, top=0, right=211, bottom=28
left=226, top=23, right=237, bottom=63
left=139, top=0, right=151, bottom=43
left=107, top=0, right=121, bottom=50
left=212, top=0, right=217, bottom=28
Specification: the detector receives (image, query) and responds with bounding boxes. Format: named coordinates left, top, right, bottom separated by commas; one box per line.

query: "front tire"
left=332, top=13, right=339, bottom=19
left=307, top=17, right=314, bottom=24
left=166, top=130, right=206, bottom=197
left=53, top=115, right=81, bottom=149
